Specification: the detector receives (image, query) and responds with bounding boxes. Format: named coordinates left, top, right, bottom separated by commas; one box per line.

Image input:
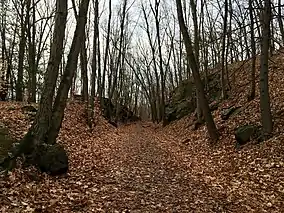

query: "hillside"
left=0, top=51, right=284, bottom=212
left=162, top=50, right=284, bottom=212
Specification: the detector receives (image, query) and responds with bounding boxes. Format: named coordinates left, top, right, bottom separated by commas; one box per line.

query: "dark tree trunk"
left=16, top=0, right=31, bottom=101
left=0, top=0, right=68, bottom=171
left=71, top=0, right=89, bottom=102
left=89, top=0, right=99, bottom=128
left=260, top=0, right=273, bottom=135
left=278, top=0, right=284, bottom=44
left=248, top=0, right=256, bottom=101
left=221, top=0, right=228, bottom=100
left=80, top=33, right=89, bottom=102
left=47, top=0, right=90, bottom=144
left=100, top=0, right=112, bottom=107
left=27, top=0, right=37, bottom=102
left=176, top=0, right=219, bottom=142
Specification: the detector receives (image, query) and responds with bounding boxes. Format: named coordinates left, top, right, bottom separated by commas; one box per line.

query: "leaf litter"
left=0, top=52, right=284, bottom=212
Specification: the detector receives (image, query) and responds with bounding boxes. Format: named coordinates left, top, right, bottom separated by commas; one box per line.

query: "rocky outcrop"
left=164, top=81, right=196, bottom=125
left=164, top=72, right=222, bottom=125
left=100, top=97, right=140, bottom=125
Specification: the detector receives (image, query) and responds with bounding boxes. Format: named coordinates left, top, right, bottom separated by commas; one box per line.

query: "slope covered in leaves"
left=0, top=51, right=284, bottom=212
left=162, top=50, right=284, bottom=212
left=0, top=101, right=239, bottom=212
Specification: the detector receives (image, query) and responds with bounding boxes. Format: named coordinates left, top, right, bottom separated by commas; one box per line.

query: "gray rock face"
left=164, top=72, right=222, bottom=125
left=164, top=81, right=196, bottom=125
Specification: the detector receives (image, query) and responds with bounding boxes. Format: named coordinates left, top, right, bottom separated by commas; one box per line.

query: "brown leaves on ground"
left=162, top=51, right=284, bottom=212
left=0, top=52, right=284, bottom=212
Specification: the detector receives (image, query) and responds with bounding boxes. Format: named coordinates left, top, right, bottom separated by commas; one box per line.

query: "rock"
left=73, top=94, right=84, bottom=101
left=108, top=120, right=118, bottom=128
left=0, top=76, right=8, bottom=101
left=0, top=122, right=15, bottom=166
left=221, top=106, right=241, bottom=120
left=234, top=125, right=260, bottom=145
left=22, top=105, right=38, bottom=113
left=164, top=104, right=177, bottom=123
left=209, top=101, right=219, bottom=111
left=37, top=144, right=68, bottom=176
left=164, top=99, right=196, bottom=125
left=191, top=120, right=204, bottom=130
left=164, top=72, right=224, bottom=125
left=100, top=97, right=140, bottom=124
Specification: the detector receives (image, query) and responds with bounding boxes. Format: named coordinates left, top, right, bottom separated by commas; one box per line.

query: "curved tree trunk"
left=0, top=0, right=68, bottom=170
left=47, top=0, right=90, bottom=144
left=176, top=0, right=219, bottom=142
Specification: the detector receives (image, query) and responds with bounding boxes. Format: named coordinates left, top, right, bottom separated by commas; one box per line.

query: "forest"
left=0, top=0, right=284, bottom=212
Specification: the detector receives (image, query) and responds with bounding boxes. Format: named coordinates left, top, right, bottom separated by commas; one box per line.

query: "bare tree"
left=248, top=0, right=256, bottom=101
left=48, top=0, right=90, bottom=144
left=175, top=0, right=219, bottom=142
left=89, top=0, right=99, bottom=128
left=259, top=0, right=273, bottom=135
left=16, top=0, right=31, bottom=101
left=1, top=0, right=68, bottom=170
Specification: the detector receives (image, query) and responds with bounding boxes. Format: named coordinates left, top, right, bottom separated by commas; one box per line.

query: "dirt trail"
left=85, top=123, right=225, bottom=212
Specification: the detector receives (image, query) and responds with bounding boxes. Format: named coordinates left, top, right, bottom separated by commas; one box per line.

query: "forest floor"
left=0, top=101, right=283, bottom=212
left=1, top=51, right=284, bottom=212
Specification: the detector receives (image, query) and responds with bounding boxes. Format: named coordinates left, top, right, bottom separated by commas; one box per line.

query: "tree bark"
left=260, top=0, right=273, bottom=135
left=5, top=0, right=68, bottom=162
left=27, top=0, right=37, bottom=102
left=16, top=0, right=31, bottom=101
left=248, top=0, right=256, bottom=101
left=47, top=0, right=90, bottom=144
left=278, top=0, right=284, bottom=44
left=221, top=0, right=228, bottom=100
left=89, top=0, right=99, bottom=128
left=176, top=0, right=219, bottom=142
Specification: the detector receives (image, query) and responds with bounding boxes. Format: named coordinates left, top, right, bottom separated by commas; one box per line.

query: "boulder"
left=164, top=104, right=177, bottom=122
left=209, top=101, right=219, bottom=112
left=100, top=97, right=140, bottom=124
left=164, top=99, right=196, bottom=125
left=164, top=72, right=224, bottom=125
left=0, top=122, right=14, bottom=166
left=22, top=105, right=38, bottom=112
left=37, top=143, right=68, bottom=176
left=221, top=106, right=242, bottom=120
left=234, top=125, right=260, bottom=146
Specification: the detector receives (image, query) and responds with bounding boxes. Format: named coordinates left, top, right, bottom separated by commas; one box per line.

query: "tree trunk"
left=151, top=0, right=165, bottom=124
left=221, top=0, right=228, bottom=100
left=248, top=0, right=256, bottom=101
left=89, top=0, right=99, bottom=128
left=16, top=0, right=31, bottom=101
left=80, top=35, right=89, bottom=102
left=100, top=0, right=112, bottom=109
left=260, top=0, right=273, bottom=135
left=4, top=0, right=68, bottom=163
left=47, top=0, right=90, bottom=144
left=71, top=0, right=89, bottom=102
left=278, top=0, right=284, bottom=44
left=176, top=0, right=219, bottom=142
left=27, top=0, right=37, bottom=103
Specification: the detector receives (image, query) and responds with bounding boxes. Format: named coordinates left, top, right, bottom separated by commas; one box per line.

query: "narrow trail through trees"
left=86, top=123, right=225, bottom=212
